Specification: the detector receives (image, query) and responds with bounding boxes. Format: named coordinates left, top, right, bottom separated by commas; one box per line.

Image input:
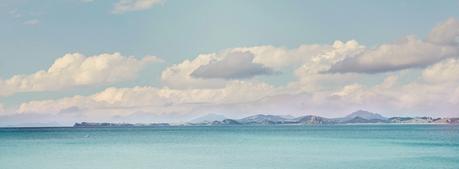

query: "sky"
left=1, top=0, right=459, bottom=126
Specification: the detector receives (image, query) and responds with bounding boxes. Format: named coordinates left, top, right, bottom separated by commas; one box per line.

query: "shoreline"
left=1, top=123, right=458, bottom=129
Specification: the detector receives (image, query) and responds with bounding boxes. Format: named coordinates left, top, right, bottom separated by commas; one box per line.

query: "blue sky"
left=1, top=0, right=459, bottom=126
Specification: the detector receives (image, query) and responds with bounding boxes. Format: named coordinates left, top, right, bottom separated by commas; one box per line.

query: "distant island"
left=73, top=110, right=459, bottom=127
left=73, top=122, right=170, bottom=127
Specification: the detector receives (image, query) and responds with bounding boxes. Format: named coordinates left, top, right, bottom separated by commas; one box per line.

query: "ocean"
left=1, top=125, right=458, bottom=169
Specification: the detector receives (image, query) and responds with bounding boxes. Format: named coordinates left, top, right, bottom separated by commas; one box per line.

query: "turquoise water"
left=1, top=125, right=458, bottom=169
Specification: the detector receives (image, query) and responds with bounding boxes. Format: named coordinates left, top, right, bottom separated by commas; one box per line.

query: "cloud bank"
left=0, top=53, right=159, bottom=96
left=2, top=18, right=459, bottom=126
left=328, top=18, right=459, bottom=73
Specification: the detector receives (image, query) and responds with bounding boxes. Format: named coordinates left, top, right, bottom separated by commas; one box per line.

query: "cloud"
left=9, top=60, right=459, bottom=124
left=112, top=0, right=162, bottom=14
left=422, top=58, right=459, bottom=83
left=191, top=52, right=274, bottom=79
left=0, top=53, right=159, bottom=96
left=16, top=81, right=276, bottom=119
left=161, top=52, right=227, bottom=89
left=329, top=76, right=400, bottom=107
left=427, top=18, right=459, bottom=45
left=219, top=40, right=361, bottom=71
left=161, top=40, right=363, bottom=89
left=5, top=18, right=459, bottom=125
left=326, top=69, right=459, bottom=117
left=231, top=44, right=328, bottom=69
left=328, top=18, right=459, bottom=73
left=289, top=40, right=364, bottom=92
left=23, top=19, right=40, bottom=25
left=16, top=54, right=459, bottom=119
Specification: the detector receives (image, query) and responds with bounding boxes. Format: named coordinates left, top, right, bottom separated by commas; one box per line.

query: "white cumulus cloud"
left=0, top=53, right=160, bottom=96
left=328, top=18, right=459, bottom=73
left=161, top=52, right=227, bottom=89
left=427, top=18, right=459, bottom=45
left=422, top=58, right=459, bottom=83
left=191, top=51, right=274, bottom=79
left=161, top=40, right=363, bottom=89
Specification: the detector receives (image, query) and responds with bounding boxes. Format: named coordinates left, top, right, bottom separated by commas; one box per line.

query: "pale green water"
left=1, top=125, right=458, bottom=169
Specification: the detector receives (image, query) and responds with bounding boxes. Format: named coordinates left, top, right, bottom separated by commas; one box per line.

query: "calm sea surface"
left=1, top=125, right=458, bottom=169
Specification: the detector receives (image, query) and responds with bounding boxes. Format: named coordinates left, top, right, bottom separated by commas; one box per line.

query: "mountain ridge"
left=73, top=110, right=459, bottom=127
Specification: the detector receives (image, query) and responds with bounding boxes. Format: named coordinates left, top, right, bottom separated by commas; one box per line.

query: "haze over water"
left=1, top=125, right=458, bottom=169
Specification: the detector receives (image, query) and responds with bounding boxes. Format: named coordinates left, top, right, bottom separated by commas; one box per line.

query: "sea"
left=1, top=125, right=458, bottom=169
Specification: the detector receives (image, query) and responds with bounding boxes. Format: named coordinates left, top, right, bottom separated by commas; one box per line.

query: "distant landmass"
left=73, top=110, right=459, bottom=127
left=73, top=122, right=170, bottom=127
left=189, top=113, right=228, bottom=123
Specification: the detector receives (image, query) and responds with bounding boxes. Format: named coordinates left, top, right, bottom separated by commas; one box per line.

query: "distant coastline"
left=73, top=110, right=459, bottom=127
